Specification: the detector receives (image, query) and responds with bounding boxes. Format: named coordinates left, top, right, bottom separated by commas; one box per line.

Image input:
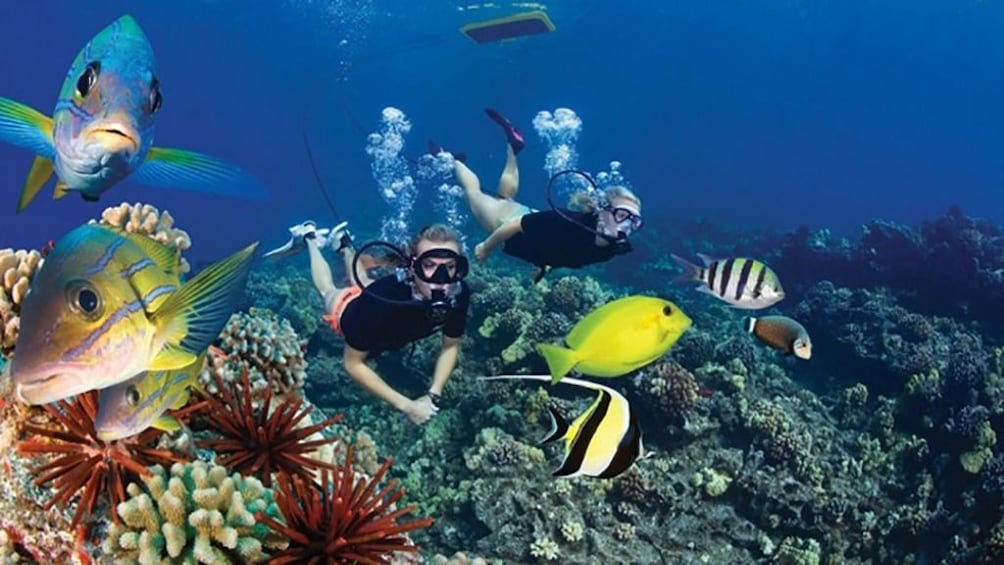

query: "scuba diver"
left=265, top=221, right=471, bottom=425
left=435, top=108, right=644, bottom=283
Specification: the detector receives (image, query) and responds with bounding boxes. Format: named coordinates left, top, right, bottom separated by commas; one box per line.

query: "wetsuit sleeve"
left=443, top=284, right=470, bottom=338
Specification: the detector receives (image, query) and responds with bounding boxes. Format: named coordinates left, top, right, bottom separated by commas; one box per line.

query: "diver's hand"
left=475, top=241, right=490, bottom=262
left=402, top=395, right=439, bottom=425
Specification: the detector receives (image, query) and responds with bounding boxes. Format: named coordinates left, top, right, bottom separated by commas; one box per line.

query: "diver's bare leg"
left=455, top=160, right=509, bottom=233
left=307, top=238, right=341, bottom=309
left=496, top=144, right=520, bottom=199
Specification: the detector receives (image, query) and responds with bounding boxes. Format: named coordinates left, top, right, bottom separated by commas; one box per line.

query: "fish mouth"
left=13, top=365, right=93, bottom=405
left=84, top=123, right=140, bottom=154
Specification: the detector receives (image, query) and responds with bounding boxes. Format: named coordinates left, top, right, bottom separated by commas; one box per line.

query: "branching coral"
left=17, top=391, right=195, bottom=528
left=205, top=308, right=309, bottom=398
left=258, top=446, right=434, bottom=564
left=103, top=460, right=288, bottom=564
left=195, top=368, right=342, bottom=487
left=0, top=248, right=43, bottom=358
left=91, top=201, right=193, bottom=273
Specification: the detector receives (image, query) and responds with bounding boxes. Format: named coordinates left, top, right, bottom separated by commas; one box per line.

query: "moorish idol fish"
left=480, top=374, right=649, bottom=479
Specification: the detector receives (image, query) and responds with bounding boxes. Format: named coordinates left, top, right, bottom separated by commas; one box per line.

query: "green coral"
left=103, top=461, right=288, bottom=564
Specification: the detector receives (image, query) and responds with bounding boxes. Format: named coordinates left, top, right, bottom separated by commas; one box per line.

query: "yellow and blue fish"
left=482, top=375, right=649, bottom=479
left=94, top=351, right=207, bottom=441
left=10, top=223, right=257, bottom=405
left=0, top=14, right=267, bottom=213
left=536, top=295, right=692, bottom=384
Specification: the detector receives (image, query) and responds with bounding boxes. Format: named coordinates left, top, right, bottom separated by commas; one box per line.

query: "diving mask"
left=607, top=205, right=644, bottom=232
left=411, top=248, right=469, bottom=284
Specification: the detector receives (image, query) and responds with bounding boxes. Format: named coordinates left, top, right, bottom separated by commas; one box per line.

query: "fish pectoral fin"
left=134, top=146, right=269, bottom=200
left=149, top=344, right=199, bottom=371
left=535, top=343, right=580, bottom=385
left=0, top=97, right=55, bottom=158
left=17, top=156, right=54, bottom=213
left=53, top=181, right=73, bottom=200
left=152, top=414, right=182, bottom=433
left=151, top=241, right=259, bottom=356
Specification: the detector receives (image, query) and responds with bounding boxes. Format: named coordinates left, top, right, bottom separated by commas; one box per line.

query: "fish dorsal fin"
left=116, top=230, right=181, bottom=275
left=151, top=242, right=258, bottom=358
left=17, top=156, right=53, bottom=213
left=564, top=298, right=630, bottom=348
left=539, top=404, right=569, bottom=445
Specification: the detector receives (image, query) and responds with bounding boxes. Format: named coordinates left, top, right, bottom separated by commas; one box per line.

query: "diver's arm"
left=477, top=216, right=523, bottom=259
left=342, top=345, right=410, bottom=411
left=428, top=336, right=461, bottom=396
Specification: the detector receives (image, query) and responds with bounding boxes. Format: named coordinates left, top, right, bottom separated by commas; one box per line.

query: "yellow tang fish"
left=94, top=351, right=207, bottom=441
left=481, top=374, right=650, bottom=479
left=536, top=295, right=691, bottom=384
left=10, top=223, right=257, bottom=405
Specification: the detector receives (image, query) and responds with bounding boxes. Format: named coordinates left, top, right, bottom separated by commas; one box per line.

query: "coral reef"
left=91, top=201, right=193, bottom=273
left=0, top=249, right=43, bottom=358
left=205, top=307, right=309, bottom=398
left=103, top=460, right=288, bottom=563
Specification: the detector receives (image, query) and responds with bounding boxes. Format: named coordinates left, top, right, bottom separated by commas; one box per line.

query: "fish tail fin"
left=670, top=254, right=703, bottom=284
left=17, top=155, right=54, bottom=213
left=150, top=242, right=259, bottom=370
left=134, top=146, right=269, bottom=200
left=0, top=97, right=54, bottom=157
left=539, top=404, right=569, bottom=445
left=536, top=343, right=580, bottom=385
left=744, top=316, right=757, bottom=333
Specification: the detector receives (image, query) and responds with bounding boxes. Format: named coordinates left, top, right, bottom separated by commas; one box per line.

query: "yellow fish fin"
left=152, top=414, right=182, bottom=433
left=564, top=298, right=629, bottom=348
left=149, top=344, right=199, bottom=371
left=536, top=343, right=581, bottom=385
left=17, top=155, right=53, bottom=213
left=152, top=242, right=258, bottom=357
left=53, top=180, right=72, bottom=200
left=117, top=230, right=182, bottom=275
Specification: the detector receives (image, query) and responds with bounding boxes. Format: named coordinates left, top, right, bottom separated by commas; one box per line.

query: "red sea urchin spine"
left=258, top=446, right=434, bottom=564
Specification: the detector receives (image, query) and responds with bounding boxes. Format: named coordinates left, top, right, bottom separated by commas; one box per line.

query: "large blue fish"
left=0, top=14, right=267, bottom=212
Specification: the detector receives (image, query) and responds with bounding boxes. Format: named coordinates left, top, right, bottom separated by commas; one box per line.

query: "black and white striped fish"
left=671, top=254, right=784, bottom=309
left=480, top=375, right=649, bottom=479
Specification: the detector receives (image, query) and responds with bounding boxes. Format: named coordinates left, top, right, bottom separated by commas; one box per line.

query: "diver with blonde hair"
left=436, top=108, right=644, bottom=282
left=265, top=221, right=471, bottom=425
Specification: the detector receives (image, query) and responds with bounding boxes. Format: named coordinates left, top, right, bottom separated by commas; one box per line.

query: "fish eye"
left=76, top=62, right=100, bottom=98
left=662, top=305, right=673, bottom=316
left=149, top=78, right=163, bottom=113
left=66, top=280, right=103, bottom=320
left=125, top=385, right=141, bottom=407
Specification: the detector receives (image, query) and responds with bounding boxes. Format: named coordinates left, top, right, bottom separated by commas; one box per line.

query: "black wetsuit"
left=340, top=276, right=470, bottom=354
left=502, top=209, right=623, bottom=269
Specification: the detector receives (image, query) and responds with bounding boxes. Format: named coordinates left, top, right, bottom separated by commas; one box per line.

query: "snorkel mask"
left=352, top=241, right=468, bottom=323
left=411, top=248, right=469, bottom=324
left=545, top=169, right=641, bottom=254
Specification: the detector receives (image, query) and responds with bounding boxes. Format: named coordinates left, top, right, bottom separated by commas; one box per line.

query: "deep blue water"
left=2, top=1, right=1004, bottom=265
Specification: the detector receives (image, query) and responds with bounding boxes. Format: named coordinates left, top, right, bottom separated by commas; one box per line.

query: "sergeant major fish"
left=481, top=375, right=650, bottom=479
left=671, top=254, right=785, bottom=309
left=94, top=351, right=206, bottom=441
left=0, top=14, right=267, bottom=213
left=10, top=223, right=257, bottom=405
